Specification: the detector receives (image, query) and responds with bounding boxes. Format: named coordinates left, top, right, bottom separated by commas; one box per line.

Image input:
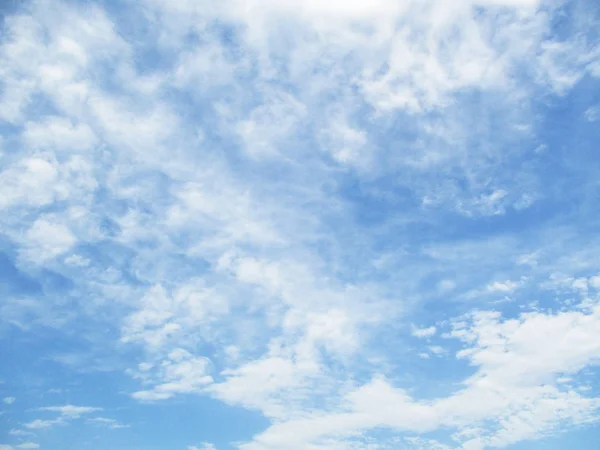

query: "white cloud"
left=23, top=116, right=97, bottom=152
left=37, top=405, right=101, bottom=418
left=88, top=417, right=130, bottom=429
left=24, top=419, right=62, bottom=430
left=1, top=1, right=600, bottom=450
left=238, top=301, right=600, bottom=449
left=2, top=397, right=15, bottom=405
left=428, top=345, right=446, bottom=356
left=8, top=430, right=33, bottom=437
left=25, top=404, right=102, bottom=431
left=0, top=158, right=58, bottom=209
left=121, top=280, right=230, bottom=350
left=0, top=0, right=130, bottom=124
left=412, top=326, right=437, bottom=338
left=318, top=111, right=370, bottom=166
left=486, top=280, right=521, bottom=293
left=405, top=436, right=452, bottom=450
left=517, top=252, right=539, bottom=267
left=16, top=444, right=39, bottom=450
left=0, top=154, right=97, bottom=219
left=584, top=106, right=599, bottom=122
left=209, top=354, right=317, bottom=418
left=236, top=90, right=307, bottom=158
left=21, top=218, right=77, bottom=263
left=131, top=351, right=213, bottom=401
left=188, top=444, right=216, bottom=450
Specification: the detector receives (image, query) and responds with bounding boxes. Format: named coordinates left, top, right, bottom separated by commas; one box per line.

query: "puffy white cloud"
left=22, top=116, right=97, bottom=152
left=21, top=218, right=77, bottom=263
left=2, top=397, right=15, bottom=405
left=238, top=300, right=600, bottom=449
left=209, top=354, right=317, bottom=418
left=131, top=350, right=213, bottom=401
left=0, top=158, right=58, bottom=209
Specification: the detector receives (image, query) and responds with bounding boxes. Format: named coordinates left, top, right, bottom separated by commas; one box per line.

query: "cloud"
left=23, top=116, right=97, bottom=152
left=24, top=404, right=103, bottom=431
left=8, top=430, right=33, bottom=437
left=21, top=218, right=77, bottom=263
left=16, top=444, right=39, bottom=450
left=188, top=444, right=216, bottom=450
left=237, top=297, right=600, bottom=449
left=485, top=280, right=521, bottom=293
left=1, top=0, right=600, bottom=450
left=87, top=417, right=130, bottom=429
left=130, top=350, right=213, bottom=401
left=584, top=106, right=599, bottom=122
left=24, top=419, right=62, bottom=430
left=37, top=405, right=102, bottom=418
left=412, top=326, right=437, bottom=339
left=3, top=397, right=16, bottom=405
left=0, top=158, right=58, bottom=209
left=427, top=345, right=446, bottom=356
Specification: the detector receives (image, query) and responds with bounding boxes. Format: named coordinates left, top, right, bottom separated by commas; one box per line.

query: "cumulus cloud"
left=21, top=218, right=77, bottom=263
left=238, top=300, right=600, bottom=449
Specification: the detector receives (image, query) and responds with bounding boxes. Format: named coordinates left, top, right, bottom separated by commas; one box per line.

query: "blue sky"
left=1, top=0, right=600, bottom=449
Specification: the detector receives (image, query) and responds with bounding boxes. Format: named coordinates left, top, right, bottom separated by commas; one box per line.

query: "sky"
left=0, top=0, right=600, bottom=449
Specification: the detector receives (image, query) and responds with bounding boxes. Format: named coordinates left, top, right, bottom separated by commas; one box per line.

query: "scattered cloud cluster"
left=1, top=0, right=600, bottom=449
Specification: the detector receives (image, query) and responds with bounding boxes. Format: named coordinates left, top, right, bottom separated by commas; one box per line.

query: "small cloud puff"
left=188, top=444, right=216, bottom=450
left=412, top=326, right=436, bottom=338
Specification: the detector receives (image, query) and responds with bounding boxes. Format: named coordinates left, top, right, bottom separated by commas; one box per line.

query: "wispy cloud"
left=37, top=405, right=102, bottom=418
left=1, top=0, right=600, bottom=449
left=412, top=326, right=437, bottom=339
left=24, top=419, right=63, bottom=430
left=87, top=417, right=130, bottom=429
left=24, top=405, right=103, bottom=431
